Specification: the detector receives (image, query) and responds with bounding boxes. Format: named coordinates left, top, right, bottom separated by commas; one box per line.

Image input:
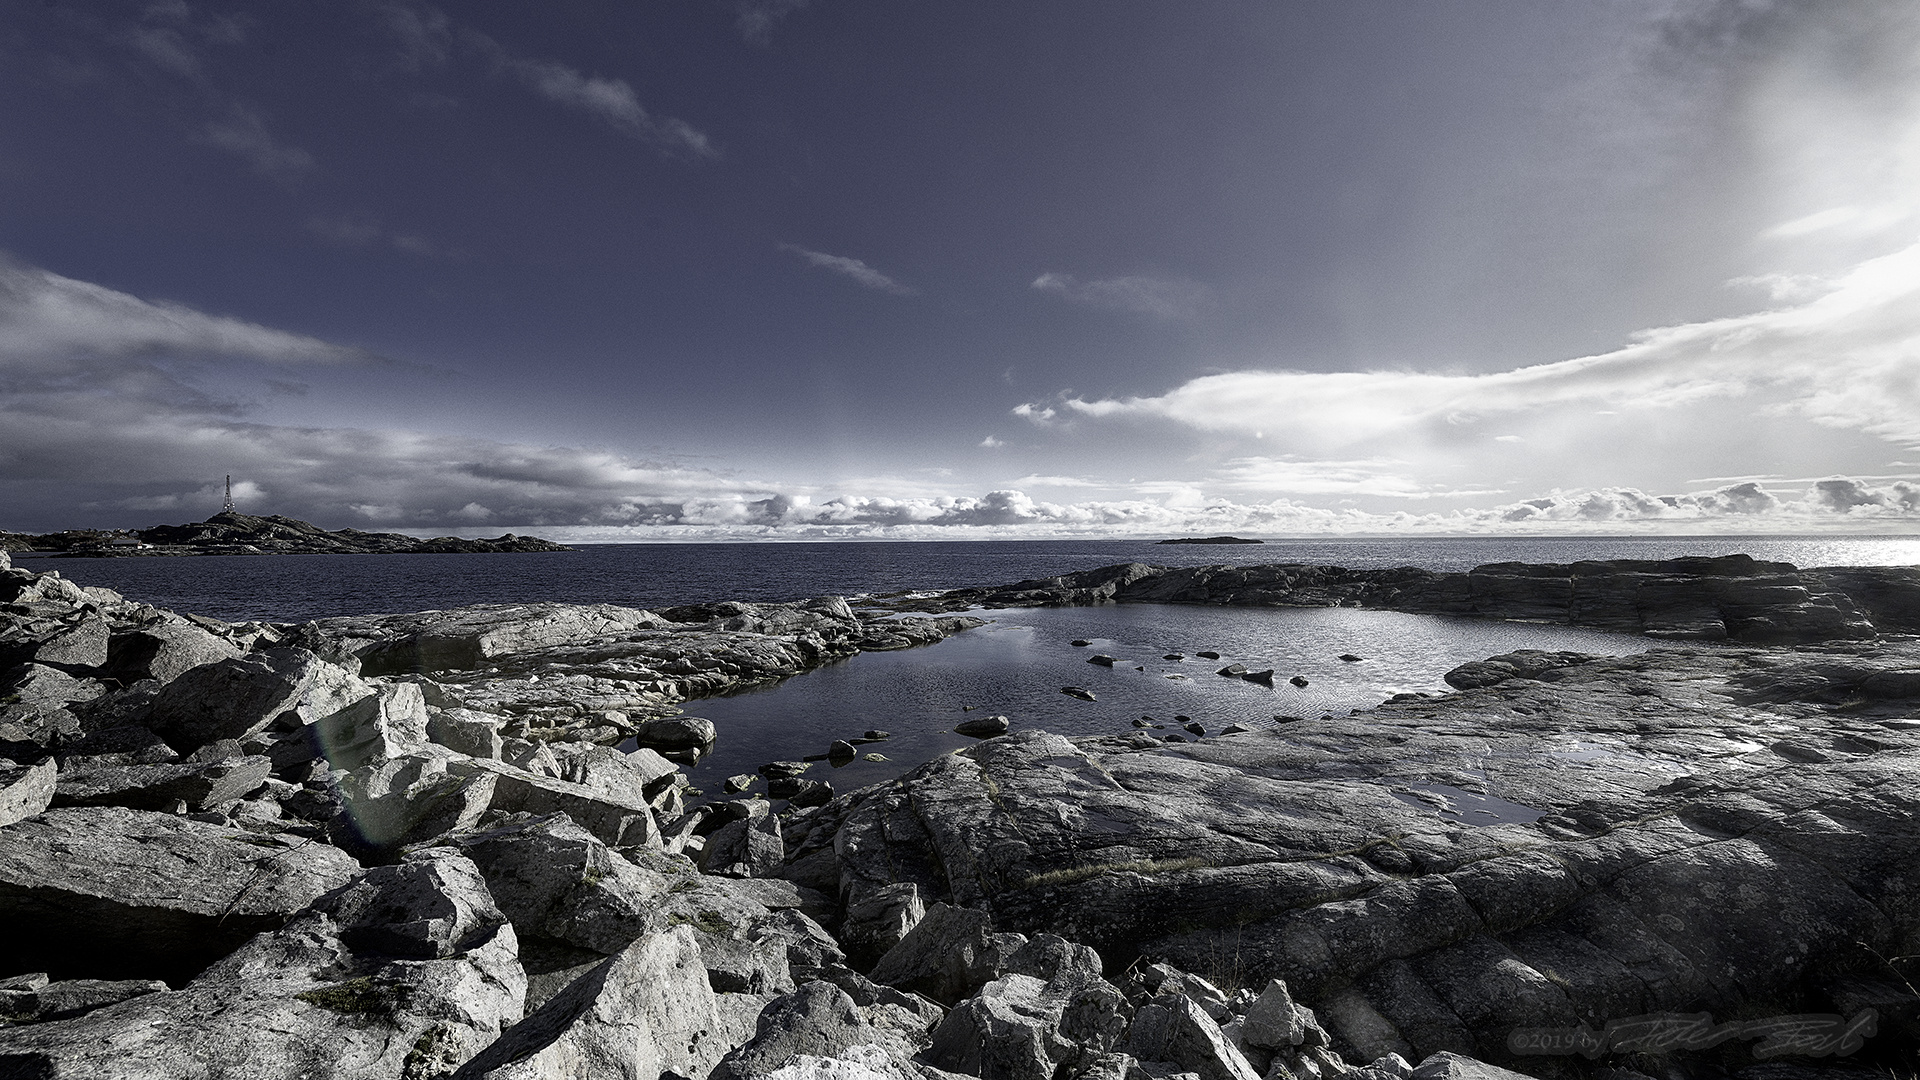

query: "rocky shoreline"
left=0, top=549, right=1914, bottom=1079
left=1, top=511, right=572, bottom=557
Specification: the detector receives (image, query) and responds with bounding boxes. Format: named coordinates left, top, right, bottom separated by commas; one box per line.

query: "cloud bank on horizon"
left=1, top=1, right=1918, bottom=540
left=1, top=235, right=1914, bottom=538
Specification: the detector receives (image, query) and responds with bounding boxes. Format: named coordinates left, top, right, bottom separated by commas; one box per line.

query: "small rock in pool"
left=1197, top=651, right=1220, bottom=660
left=769, top=776, right=832, bottom=807
left=961, top=705, right=977, bottom=711
left=1164, top=734, right=1187, bottom=743
left=828, top=739, right=858, bottom=759
left=1217, top=664, right=1248, bottom=677
left=1273, top=715, right=1306, bottom=723
left=1221, top=723, right=1252, bottom=734
left=1163, top=653, right=1185, bottom=661
left=1061, top=687, right=1096, bottom=701
left=1184, top=722, right=1206, bottom=736
left=1243, top=669, right=1276, bottom=685
left=1339, top=654, right=1364, bottom=662
left=1290, top=675, right=1310, bottom=687
left=1133, top=717, right=1154, bottom=728
left=1087, top=654, right=1118, bottom=667
left=1070, top=639, right=1092, bottom=647
left=955, top=715, right=1011, bottom=737
left=759, top=760, right=810, bottom=779
left=724, top=774, right=757, bottom=793
left=1174, top=714, right=1192, bottom=724
left=863, top=730, right=891, bottom=741
left=863, top=753, right=888, bottom=762
left=1165, top=674, right=1189, bottom=680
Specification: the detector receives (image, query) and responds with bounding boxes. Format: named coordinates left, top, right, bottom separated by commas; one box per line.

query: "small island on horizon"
left=0, top=511, right=572, bottom=558
left=1155, top=535, right=1265, bottom=545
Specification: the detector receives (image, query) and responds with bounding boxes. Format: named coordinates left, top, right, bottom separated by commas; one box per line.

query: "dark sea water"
left=20, top=535, right=1920, bottom=624
left=21, top=535, right=1917, bottom=791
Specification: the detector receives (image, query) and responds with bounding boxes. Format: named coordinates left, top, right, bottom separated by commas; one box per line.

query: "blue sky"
left=3, top=0, right=1918, bottom=537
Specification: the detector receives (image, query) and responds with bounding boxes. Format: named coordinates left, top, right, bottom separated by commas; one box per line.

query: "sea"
left=19, top=535, right=1920, bottom=791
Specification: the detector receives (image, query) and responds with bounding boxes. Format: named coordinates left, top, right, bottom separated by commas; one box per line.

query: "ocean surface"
left=20, top=535, right=1920, bottom=624
left=21, top=535, right=1917, bottom=792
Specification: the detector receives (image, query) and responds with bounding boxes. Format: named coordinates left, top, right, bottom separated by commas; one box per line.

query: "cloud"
left=414, top=17, right=715, bottom=159
left=1031, top=272, right=1209, bottom=319
left=496, top=54, right=715, bottom=157
left=1054, top=237, right=1920, bottom=454
left=979, top=435, right=1005, bottom=448
left=6, top=258, right=1914, bottom=541
left=735, top=0, right=810, bottom=46
left=111, top=7, right=311, bottom=181
left=306, top=215, right=445, bottom=257
left=0, top=254, right=374, bottom=369
left=1211, top=457, right=1501, bottom=500
left=375, top=2, right=454, bottom=72
left=1011, top=403, right=1056, bottom=423
left=780, top=245, right=916, bottom=295
left=502, top=476, right=1920, bottom=543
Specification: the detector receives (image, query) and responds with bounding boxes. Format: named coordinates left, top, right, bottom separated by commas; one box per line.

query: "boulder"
left=52, top=755, right=270, bottom=813
left=0, top=849, right=525, bottom=1079
left=1241, top=979, right=1307, bottom=1049
left=868, top=903, right=1026, bottom=1007
left=143, top=648, right=322, bottom=752
left=21, top=618, right=111, bottom=670
left=956, top=715, right=1011, bottom=738
left=459, top=758, right=660, bottom=852
left=428, top=706, right=506, bottom=759
left=1126, top=993, right=1263, bottom=1080
left=1, top=664, right=103, bottom=709
left=1409, top=1052, right=1538, bottom=1080
left=711, top=980, right=921, bottom=1080
left=0, top=807, right=361, bottom=981
left=0, top=760, right=56, bottom=827
left=924, top=956, right=1130, bottom=1080
left=0, top=978, right=168, bottom=1023
left=702, top=804, right=786, bottom=878
left=311, top=682, right=430, bottom=770
left=452, top=926, right=725, bottom=1080
left=452, top=812, right=669, bottom=956
left=332, top=751, right=500, bottom=853
left=633, top=715, right=718, bottom=753
left=105, top=622, right=240, bottom=685
left=839, top=881, right=927, bottom=965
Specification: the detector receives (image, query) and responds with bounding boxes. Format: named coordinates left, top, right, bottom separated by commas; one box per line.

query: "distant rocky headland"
left=1156, top=535, right=1264, bottom=545
left=0, top=511, right=572, bottom=557
left=0, top=548, right=1914, bottom=1079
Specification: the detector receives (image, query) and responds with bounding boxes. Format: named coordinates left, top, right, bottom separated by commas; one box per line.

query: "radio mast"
left=222, top=476, right=236, bottom=514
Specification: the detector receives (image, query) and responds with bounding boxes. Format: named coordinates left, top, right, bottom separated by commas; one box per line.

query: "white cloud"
left=498, top=55, right=714, bottom=157
left=735, top=0, right=810, bottom=46
left=0, top=254, right=372, bottom=368
left=979, top=435, right=1005, bottom=448
left=1055, top=237, right=1920, bottom=455
left=1031, top=272, right=1209, bottom=319
left=1211, top=457, right=1501, bottom=500
left=369, top=5, right=713, bottom=158
left=1011, top=403, right=1056, bottom=423
left=780, top=245, right=916, bottom=295
left=199, top=105, right=313, bottom=181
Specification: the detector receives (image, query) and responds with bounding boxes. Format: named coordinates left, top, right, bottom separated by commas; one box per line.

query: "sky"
left=2, top=0, right=1919, bottom=539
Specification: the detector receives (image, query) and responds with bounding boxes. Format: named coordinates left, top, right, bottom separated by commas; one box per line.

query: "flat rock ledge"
left=0, top=544, right=1913, bottom=1080
left=789, top=637, right=1920, bottom=1078
left=898, top=555, right=1920, bottom=644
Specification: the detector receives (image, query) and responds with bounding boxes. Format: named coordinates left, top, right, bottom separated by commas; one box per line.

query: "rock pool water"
left=667, top=603, right=1675, bottom=794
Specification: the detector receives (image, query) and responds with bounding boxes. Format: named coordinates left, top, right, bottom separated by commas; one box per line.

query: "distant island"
left=0, top=511, right=572, bottom=557
left=1155, top=535, right=1264, bottom=545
